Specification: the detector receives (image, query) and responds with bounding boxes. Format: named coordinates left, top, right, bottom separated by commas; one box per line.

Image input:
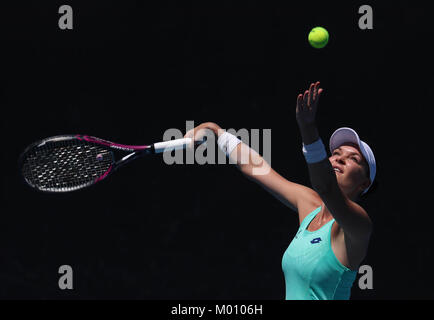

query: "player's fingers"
left=185, top=128, right=202, bottom=148
left=184, top=129, right=194, bottom=139
left=194, top=128, right=211, bottom=143
left=316, top=88, right=324, bottom=105
left=303, top=90, right=309, bottom=110
left=296, top=94, right=303, bottom=113
left=308, top=83, right=314, bottom=106
left=313, top=81, right=320, bottom=101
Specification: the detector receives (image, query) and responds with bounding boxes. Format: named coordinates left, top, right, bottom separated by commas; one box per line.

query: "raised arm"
left=296, top=82, right=372, bottom=242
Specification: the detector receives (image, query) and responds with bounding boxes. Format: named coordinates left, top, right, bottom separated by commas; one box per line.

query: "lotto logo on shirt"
left=310, top=237, right=322, bottom=244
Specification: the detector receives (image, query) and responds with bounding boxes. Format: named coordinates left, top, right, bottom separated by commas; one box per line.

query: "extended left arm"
left=296, top=82, right=372, bottom=241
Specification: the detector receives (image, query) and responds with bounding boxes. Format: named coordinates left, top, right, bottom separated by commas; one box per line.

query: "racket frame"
left=18, top=134, right=195, bottom=193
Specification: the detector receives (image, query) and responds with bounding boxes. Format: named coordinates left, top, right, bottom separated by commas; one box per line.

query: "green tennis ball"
left=308, top=27, right=329, bottom=49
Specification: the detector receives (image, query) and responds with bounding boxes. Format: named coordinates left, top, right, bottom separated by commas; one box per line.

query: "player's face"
left=329, top=143, right=370, bottom=196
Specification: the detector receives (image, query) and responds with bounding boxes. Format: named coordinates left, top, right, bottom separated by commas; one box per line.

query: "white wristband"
left=217, top=132, right=242, bottom=157
left=302, top=139, right=327, bottom=163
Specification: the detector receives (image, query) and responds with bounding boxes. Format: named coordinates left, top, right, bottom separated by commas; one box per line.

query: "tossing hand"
left=296, top=81, right=323, bottom=128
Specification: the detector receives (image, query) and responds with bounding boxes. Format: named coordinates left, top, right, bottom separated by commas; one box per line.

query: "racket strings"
left=22, top=139, right=113, bottom=192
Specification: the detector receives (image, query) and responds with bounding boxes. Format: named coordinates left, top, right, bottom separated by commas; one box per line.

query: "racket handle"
left=153, top=137, right=204, bottom=153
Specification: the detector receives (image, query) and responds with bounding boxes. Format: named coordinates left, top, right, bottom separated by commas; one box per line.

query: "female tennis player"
left=185, top=81, right=376, bottom=300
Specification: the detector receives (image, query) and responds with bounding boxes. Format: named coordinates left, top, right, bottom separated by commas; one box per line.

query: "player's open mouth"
left=333, top=167, right=343, bottom=174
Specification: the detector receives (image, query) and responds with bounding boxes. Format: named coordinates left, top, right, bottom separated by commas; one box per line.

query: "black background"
left=1, top=1, right=433, bottom=299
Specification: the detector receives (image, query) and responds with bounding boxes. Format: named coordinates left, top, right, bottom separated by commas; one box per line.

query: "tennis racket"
left=19, top=134, right=201, bottom=193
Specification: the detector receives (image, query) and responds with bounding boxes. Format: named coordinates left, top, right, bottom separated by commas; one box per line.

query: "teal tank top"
left=282, top=206, right=357, bottom=300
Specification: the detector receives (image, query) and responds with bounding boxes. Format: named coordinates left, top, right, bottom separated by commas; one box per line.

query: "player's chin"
left=334, top=171, right=348, bottom=184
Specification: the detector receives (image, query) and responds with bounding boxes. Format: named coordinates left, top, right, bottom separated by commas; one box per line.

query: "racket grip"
left=153, top=138, right=203, bottom=153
